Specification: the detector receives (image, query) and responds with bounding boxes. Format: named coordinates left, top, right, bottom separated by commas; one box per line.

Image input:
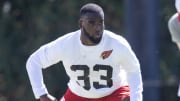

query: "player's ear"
left=78, top=18, right=83, bottom=28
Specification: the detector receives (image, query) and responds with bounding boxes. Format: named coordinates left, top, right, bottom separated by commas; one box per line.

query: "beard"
left=82, top=27, right=102, bottom=44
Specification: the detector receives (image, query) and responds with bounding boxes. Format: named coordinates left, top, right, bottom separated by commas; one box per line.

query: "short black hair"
left=80, top=3, right=104, bottom=17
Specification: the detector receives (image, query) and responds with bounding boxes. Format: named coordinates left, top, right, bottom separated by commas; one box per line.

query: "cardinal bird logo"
left=100, top=49, right=113, bottom=59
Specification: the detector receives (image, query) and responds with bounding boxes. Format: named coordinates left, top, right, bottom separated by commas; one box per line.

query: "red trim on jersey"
left=60, top=86, right=130, bottom=101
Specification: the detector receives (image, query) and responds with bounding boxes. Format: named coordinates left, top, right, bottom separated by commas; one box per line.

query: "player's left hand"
left=40, top=94, right=58, bottom=101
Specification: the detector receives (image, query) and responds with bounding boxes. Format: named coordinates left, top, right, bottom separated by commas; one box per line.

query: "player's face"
left=80, top=12, right=104, bottom=45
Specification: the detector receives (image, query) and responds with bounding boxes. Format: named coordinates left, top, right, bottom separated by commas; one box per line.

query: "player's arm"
left=26, top=40, right=62, bottom=100
left=119, top=41, right=143, bottom=101
left=175, top=0, right=180, bottom=96
left=174, top=0, right=180, bottom=51
left=168, top=13, right=180, bottom=49
left=175, top=0, right=180, bottom=13
left=178, top=84, right=180, bottom=97
left=40, top=94, right=57, bottom=101
left=176, top=43, right=180, bottom=50
left=176, top=0, right=180, bottom=21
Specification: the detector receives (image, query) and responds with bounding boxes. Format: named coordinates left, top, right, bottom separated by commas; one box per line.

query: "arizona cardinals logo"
left=100, top=49, right=113, bottom=59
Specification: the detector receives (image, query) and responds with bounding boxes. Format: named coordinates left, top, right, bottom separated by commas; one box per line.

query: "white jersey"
left=26, top=30, right=142, bottom=100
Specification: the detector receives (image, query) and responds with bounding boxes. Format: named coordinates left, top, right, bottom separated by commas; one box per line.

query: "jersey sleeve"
left=119, top=39, right=140, bottom=72
left=168, top=13, right=180, bottom=42
left=178, top=84, right=180, bottom=97
left=118, top=38, right=143, bottom=101
left=176, top=0, right=180, bottom=12
left=26, top=38, right=63, bottom=99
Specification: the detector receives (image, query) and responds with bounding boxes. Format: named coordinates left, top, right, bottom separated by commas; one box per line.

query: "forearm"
left=26, top=54, right=48, bottom=99
left=127, top=70, right=143, bottom=101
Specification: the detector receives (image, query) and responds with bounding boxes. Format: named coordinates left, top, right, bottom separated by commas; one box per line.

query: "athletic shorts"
left=60, top=86, right=130, bottom=101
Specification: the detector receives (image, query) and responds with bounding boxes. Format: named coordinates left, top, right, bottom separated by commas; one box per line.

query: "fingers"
left=47, top=94, right=58, bottom=101
left=40, top=94, right=58, bottom=101
left=54, top=98, right=58, bottom=101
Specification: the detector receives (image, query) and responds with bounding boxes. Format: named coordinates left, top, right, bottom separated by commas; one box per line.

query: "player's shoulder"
left=58, top=30, right=79, bottom=40
left=104, top=30, right=129, bottom=46
left=42, top=30, right=79, bottom=48
left=104, top=30, right=125, bottom=40
left=52, top=30, right=80, bottom=43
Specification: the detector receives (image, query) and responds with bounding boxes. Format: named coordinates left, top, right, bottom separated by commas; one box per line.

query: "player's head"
left=79, top=3, right=105, bottom=45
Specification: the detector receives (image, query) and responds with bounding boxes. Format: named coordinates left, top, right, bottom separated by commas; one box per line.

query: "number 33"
left=71, top=64, right=113, bottom=90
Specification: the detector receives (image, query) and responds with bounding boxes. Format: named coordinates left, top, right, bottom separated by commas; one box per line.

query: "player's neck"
left=80, top=35, right=97, bottom=46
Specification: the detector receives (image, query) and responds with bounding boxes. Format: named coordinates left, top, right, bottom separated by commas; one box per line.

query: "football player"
left=26, top=3, right=143, bottom=101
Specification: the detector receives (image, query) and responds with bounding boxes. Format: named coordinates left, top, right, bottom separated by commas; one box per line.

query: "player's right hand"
left=40, top=94, right=58, bottom=101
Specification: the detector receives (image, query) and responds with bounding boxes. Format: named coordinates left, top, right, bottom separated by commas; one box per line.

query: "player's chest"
left=62, top=47, right=117, bottom=66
